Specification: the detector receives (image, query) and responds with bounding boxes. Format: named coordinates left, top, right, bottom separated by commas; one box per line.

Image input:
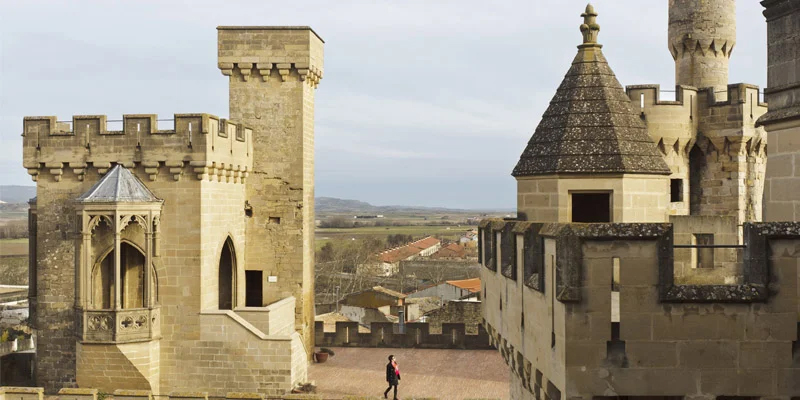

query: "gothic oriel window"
left=75, top=165, right=163, bottom=343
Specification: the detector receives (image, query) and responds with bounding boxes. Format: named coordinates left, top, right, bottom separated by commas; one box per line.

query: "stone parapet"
left=22, top=114, right=253, bottom=183
left=478, top=219, right=800, bottom=303
left=481, top=218, right=800, bottom=398
left=0, top=387, right=44, bottom=400
left=57, top=388, right=98, bottom=400
left=314, top=321, right=492, bottom=350
left=113, top=390, right=152, bottom=400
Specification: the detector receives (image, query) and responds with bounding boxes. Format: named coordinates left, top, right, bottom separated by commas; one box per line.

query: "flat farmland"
left=0, top=238, right=28, bottom=256
left=315, top=225, right=470, bottom=250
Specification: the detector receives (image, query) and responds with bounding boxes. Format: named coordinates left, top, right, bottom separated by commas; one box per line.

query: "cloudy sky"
left=0, top=0, right=768, bottom=209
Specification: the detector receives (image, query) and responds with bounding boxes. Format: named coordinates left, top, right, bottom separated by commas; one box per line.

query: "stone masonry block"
left=113, top=390, right=152, bottom=400
left=0, top=387, right=44, bottom=400
left=739, top=341, right=792, bottom=369
left=619, top=312, right=652, bottom=341
left=678, top=341, right=738, bottom=368
left=625, top=341, right=678, bottom=368
left=225, top=392, right=264, bottom=400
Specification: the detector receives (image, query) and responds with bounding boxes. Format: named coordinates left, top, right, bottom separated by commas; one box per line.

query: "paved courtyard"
left=308, top=347, right=509, bottom=400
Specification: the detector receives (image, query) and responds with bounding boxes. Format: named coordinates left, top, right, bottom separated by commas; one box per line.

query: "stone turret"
left=668, top=0, right=736, bottom=96
left=514, top=4, right=671, bottom=223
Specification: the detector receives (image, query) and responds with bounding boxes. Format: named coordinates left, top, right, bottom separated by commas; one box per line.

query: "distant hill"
left=0, top=186, right=36, bottom=204
left=0, top=188, right=507, bottom=214
left=315, top=196, right=507, bottom=214
left=316, top=197, right=377, bottom=212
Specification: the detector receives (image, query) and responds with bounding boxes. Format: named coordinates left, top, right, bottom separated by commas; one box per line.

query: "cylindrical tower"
left=668, top=0, right=736, bottom=95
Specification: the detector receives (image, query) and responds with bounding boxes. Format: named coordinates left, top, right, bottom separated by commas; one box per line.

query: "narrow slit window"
left=693, top=234, right=715, bottom=269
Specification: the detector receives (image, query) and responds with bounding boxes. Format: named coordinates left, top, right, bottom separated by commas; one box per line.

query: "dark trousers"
left=384, top=383, right=397, bottom=399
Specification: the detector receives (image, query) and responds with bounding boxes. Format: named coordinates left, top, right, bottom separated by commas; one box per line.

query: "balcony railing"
left=77, top=306, right=160, bottom=343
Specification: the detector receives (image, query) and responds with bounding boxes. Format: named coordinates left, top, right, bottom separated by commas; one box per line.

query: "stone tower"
left=759, top=0, right=800, bottom=222
left=625, top=0, right=766, bottom=229
left=513, top=4, right=671, bottom=224
left=217, top=27, right=324, bottom=355
left=22, top=26, right=321, bottom=396
left=668, top=0, right=736, bottom=96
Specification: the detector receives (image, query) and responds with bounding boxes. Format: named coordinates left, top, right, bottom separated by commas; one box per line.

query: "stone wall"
left=516, top=175, right=668, bottom=224
left=314, top=321, right=492, bottom=350
left=399, top=260, right=480, bottom=285
left=481, top=219, right=800, bottom=398
left=759, top=0, right=800, bottom=222
left=423, top=301, right=482, bottom=334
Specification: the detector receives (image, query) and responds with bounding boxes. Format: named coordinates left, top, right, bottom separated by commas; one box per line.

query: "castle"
left=482, top=0, right=800, bottom=398
left=21, top=27, right=323, bottom=395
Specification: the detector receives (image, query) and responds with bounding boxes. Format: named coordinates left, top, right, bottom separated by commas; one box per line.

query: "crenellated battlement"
left=22, top=113, right=253, bottom=183
left=217, top=26, right=324, bottom=87
left=625, top=83, right=768, bottom=159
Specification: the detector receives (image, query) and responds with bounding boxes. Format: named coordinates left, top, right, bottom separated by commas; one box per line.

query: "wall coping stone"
left=58, top=389, right=99, bottom=395
left=225, top=392, right=263, bottom=400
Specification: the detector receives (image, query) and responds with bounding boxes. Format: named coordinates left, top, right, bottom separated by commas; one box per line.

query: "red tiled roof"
left=379, top=246, right=421, bottom=263
left=446, top=278, right=481, bottom=293
left=431, top=243, right=466, bottom=259
left=377, top=236, right=440, bottom=263
left=409, top=236, right=440, bottom=250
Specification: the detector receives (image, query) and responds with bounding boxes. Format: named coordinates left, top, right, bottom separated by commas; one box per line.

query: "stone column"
left=144, top=215, right=152, bottom=308
left=114, top=213, right=121, bottom=310
left=79, top=229, right=90, bottom=308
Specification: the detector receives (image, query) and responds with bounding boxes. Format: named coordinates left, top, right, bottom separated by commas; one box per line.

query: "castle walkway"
left=308, top=347, right=509, bottom=399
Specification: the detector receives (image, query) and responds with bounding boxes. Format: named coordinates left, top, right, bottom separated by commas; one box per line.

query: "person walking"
left=384, top=354, right=400, bottom=399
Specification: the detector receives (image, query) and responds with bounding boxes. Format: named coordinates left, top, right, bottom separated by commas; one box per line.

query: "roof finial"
left=580, top=3, right=600, bottom=44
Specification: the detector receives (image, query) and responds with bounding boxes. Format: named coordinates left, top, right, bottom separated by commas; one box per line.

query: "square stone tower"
left=217, top=26, right=324, bottom=355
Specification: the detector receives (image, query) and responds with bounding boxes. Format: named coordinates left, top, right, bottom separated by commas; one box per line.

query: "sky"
left=0, top=0, right=768, bottom=209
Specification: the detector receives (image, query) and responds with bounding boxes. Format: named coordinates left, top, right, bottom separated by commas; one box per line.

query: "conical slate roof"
left=76, top=165, right=160, bottom=203
left=512, top=5, right=670, bottom=177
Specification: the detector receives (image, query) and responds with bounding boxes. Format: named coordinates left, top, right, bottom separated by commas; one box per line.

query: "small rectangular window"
left=571, top=192, right=611, bottom=223
left=245, top=270, right=263, bottom=307
left=670, top=179, right=684, bottom=202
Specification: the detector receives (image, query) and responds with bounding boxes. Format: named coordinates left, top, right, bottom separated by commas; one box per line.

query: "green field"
left=315, top=225, right=470, bottom=250
left=0, top=239, right=28, bottom=256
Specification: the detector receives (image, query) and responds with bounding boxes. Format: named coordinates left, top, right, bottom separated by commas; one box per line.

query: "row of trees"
left=0, top=220, right=27, bottom=239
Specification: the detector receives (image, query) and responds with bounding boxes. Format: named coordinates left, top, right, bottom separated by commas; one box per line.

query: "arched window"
left=93, top=242, right=145, bottom=309
left=218, top=237, right=236, bottom=310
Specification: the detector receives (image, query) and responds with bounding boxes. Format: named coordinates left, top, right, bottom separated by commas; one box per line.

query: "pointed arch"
left=92, top=240, right=146, bottom=309
left=218, top=236, right=237, bottom=310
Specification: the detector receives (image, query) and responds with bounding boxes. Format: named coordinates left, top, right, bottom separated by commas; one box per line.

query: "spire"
left=580, top=4, right=600, bottom=45
left=511, top=5, right=670, bottom=178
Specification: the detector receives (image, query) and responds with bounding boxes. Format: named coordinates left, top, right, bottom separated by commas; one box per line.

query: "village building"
left=407, top=277, right=481, bottom=302
left=360, top=236, right=441, bottom=276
